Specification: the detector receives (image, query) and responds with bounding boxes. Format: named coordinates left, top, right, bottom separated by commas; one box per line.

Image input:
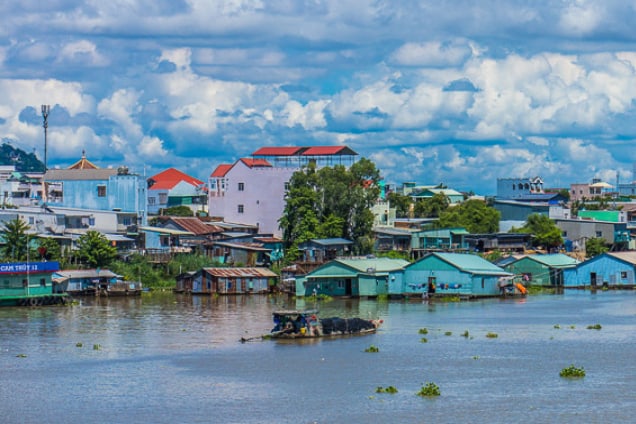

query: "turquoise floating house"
left=0, top=261, right=65, bottom=306
left=403, top=252, right=511, bottom=298
left=564, top=251, right=636, bottom=289
left=503, top=254, right=579, bottom=287
left=296, top=257, right=410, bottom=298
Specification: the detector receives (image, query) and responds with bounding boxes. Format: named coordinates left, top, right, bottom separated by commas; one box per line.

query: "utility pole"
left=41, top=105, right=50, bottom=172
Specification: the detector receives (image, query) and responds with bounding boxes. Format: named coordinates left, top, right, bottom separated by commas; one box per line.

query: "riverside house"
left=563, top=251, right=636, bottom=289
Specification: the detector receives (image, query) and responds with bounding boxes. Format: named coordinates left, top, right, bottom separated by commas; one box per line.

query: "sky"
left=2, top=1, right=636, bottom=194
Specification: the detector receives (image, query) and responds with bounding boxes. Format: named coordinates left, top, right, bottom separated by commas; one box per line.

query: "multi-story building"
left=147, top=168, right=206, bottom=215
left=208, top=146, right=357, bottom=237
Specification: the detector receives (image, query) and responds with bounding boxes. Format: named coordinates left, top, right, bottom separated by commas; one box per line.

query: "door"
left=590, top=272, right=597, bottom=288
left=345, top=278, right=352, bottom=296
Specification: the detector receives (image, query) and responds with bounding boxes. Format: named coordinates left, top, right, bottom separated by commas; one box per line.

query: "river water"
left=1, top=290, right=636, bottom=424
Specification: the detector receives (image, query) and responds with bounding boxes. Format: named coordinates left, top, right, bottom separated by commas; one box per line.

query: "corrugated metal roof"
left=373, top=227, right=414, bottom=236
left=209, top=241, right=270, bottom=251
left=56, top=269, right=121, bottom=279
left=335, top=257, right=410, bottom=273
left=430, top=252, right=510, bottom=275
left=202, top=267, right=278, bottom=278
left=210, top=164, right=232, bottom=177
left=148, top=168, right=204, bottom=190
left=139, top=226, right=193, bottom=235
left=239, top=158, right=272, bottom=168
left=310, top=238, right=353, bottom=246
left=251, top=147, right=305, bottom=156
left=168, top=217, right=222, bottom=235
left=606, top=251, right=636, bottom=265
left=44, top=169, right=119, bottom=181
left=526, top=253, right=579, bottom=268
left=301, top=146, right=358, bottom=156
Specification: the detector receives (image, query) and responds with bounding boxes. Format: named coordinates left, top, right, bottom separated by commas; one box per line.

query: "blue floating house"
left=563, top=251, right=636, bottom=289
left=403, top=252, right=511, bottom=298
left=296, top=257, right=410, bottom=298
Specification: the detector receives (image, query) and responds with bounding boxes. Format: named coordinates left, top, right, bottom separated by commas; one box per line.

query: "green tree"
left=438, top=199, right=500, bottom=233
left=1, top=218, right=30, bottom=261
left=585, top=237, right=608, bottom=258
left=386, top=192, right=412, bottom=218
left=413, top=193, right=450, bottom=218
left=280, top=157, right=381, bottom=255
left=36, top=237, right=62, bottom=261
left=76, top=230, right=117, bottom=268
left=160, top=205, right=194, bottom=217
left=513, top=214, right=563, bottom=249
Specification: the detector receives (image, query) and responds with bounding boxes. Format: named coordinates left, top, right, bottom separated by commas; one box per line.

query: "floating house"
left=563, top=251, right=636, bottom=289
left=54, top=269, right=142, bottom=296
left=0, top=261, right=63, bottom=306
left=503, top=254, right=579, bottom=287
left=403, top=252, right=511, bottom=298
left=192, top=267, right=278, bottom=294
left=296, top=257, right=410, bottom=298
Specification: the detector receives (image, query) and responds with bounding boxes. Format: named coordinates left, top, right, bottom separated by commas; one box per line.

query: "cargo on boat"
left=265, top=309, right=382, bottom=340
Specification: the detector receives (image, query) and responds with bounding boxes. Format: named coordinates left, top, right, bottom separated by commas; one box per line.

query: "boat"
left=0, top=260, right=69, bottom=307
left=262, top=309, right=382, bottom=340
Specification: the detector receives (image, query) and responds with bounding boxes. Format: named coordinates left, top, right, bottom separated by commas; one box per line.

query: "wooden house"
left=503, top=254, right=579, bottom=287
left=297, top=238, right=354, bottom=263
left=174, top=271, right=196, bottom=293
left=296, top=257, right=410, bottom=298
left=564, top=251, right=636, bottom=289
left=403, top=252, right=511, bottom=298
left=54, top=269, right=142, bottom=296
left=192, top=267, right=278, bottom=294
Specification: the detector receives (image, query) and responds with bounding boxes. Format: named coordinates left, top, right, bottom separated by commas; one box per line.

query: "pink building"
left=208, top=146, right=357, bottom=237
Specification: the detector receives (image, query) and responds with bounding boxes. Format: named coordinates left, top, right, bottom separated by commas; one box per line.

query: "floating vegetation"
left=472, top=356, right=480, bottom=360
left=461, top=330, right=470, bottom=338
left=16, top=353, right=27, bottom=358
left=560, top=365, right=586, bottom=378
left=444, top=331, right=452, bottom=336
left=420, top=337, right=428, bottom=343
left=586, top=324, right=602, bottom=330
left=486, top=332, right=498, bottom=338
left=553, top=324, right=561, bottom=329
left=440, top=296, right=460, bottom=303
left=375, top=386, right=398, bottom=394
left=417, top=382, right=440, bottom=397
left=376, top=294, right=388, bottom=302
left=569, top=325, right=576, bottom=329
left=418, top=328, right=428, bottom=335
left=365, top=345, right=379, bottom=353
left=75, top=342, right=83, bottom=348
left=93, top=344, right=101, bottom=350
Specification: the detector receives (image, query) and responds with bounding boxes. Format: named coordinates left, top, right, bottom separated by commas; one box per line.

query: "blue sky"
left=2, top=1, right=636, bottom=194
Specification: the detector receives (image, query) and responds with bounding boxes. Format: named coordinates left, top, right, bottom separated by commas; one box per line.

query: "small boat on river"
left=262, top=309, right=382, bottom=340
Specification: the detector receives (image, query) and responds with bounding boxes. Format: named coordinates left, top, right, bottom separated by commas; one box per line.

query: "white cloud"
left=390, top=40, right=473, bottom=67
left=57, top=40, right=109, bottom=67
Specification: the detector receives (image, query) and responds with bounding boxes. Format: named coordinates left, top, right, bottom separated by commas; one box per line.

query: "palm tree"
left=1, top=218, right=31, bottom=261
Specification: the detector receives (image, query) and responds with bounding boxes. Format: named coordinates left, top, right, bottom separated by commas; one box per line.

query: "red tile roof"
left=251, top=147, right=305, bottom=156
left=240, top=158, right=272, bottom=168
left=210, top=164, right=233, bottom=177
left=149, top=168, right=204, bottom=190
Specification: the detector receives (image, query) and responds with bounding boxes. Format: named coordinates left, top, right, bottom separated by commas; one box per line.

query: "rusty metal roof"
left=202, top=267, right=278, bottom=278
left=167, top=217, right=223, bottom=235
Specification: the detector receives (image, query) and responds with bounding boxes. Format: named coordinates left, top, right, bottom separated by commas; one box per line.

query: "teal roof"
left=525, top=254, right=579, bottom=268
left=429, top=252, right=510, bottom=276
left=335, top=257, right=410, bottom=273
left=577, top=210, right=621, bottom=223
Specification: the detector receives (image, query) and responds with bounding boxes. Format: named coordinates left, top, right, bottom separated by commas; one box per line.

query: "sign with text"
left=0, top=261, right=60, bottom=274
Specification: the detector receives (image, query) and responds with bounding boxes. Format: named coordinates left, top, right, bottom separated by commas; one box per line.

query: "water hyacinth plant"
left=586, top=324, right=602, bottom=330
left=417, top=382, right=441, bottom=397
left=365, top=345, right=379, bottom=353
left=418, top=328, right=428, bottom=335
left=560, top=365, right=586, bottom=378
left=486, top=332, right=498, bottom=338
left=375, top=386, right=398, bottom=394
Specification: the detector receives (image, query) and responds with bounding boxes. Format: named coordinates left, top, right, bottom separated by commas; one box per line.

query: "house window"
left=621, top=271, right=628, bottom=279
left=284, top=182, right=290, bottom=191
left=40, top=278, right=46, bottom=287
left=97, top=185, right=106, bottom=197
left=209, top=180, right=216, bottom=190
left=562, top=231, right=567, bottom=237
left=238, top=182, right=245, bottom=191
left=89, top=217, right=95, bottom=226
left=595, top=231, right=602, bottom=237
left=123, top=217, right=131, bottom=226
left=238, top=204, right=244, bottom=213
left=148, top=197, right=156, bottom=206
left=159, top=193, right=168, bottom=204
left=29, top=217, right=34, bottom=224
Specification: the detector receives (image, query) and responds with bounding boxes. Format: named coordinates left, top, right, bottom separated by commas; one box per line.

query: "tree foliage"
left=36, top=237, right=62, bottom=261
left=413, top=193, right=450, bottom=218
left=437, top=199, right=500, bottom=233
left=280, top=158, right=381, bottom=256
left=1, top=218, right=31, bottom=261
left=160, top=205, right=194, bottom=217
left=77, top=230, right=118, bottom=268
left=512, top=214, right=563, bottom=249
left=585, top=237, right=608, bottom=258
left=386, top=192, right=412, bottom=218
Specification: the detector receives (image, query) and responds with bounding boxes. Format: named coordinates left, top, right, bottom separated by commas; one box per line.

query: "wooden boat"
left=263, top=309, right=382, bottom=340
